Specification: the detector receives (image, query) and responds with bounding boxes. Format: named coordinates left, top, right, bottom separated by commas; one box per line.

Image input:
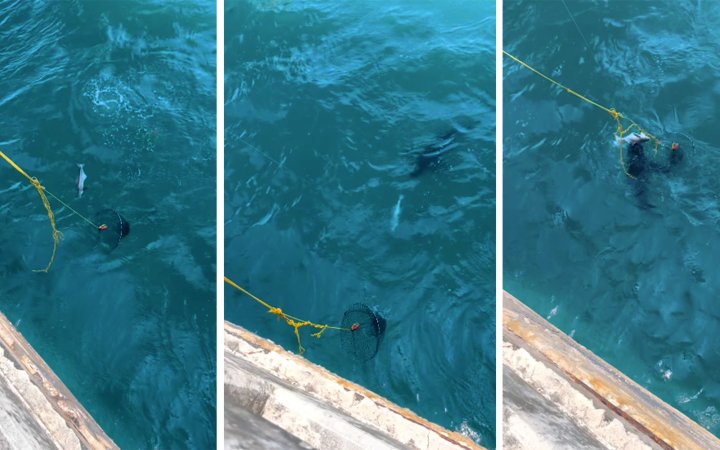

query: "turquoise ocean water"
left=0, top=1, right=216, bottom=448
left=505, top=0, right=720, bottom=437
left=225, top=0, right=495, bottom=446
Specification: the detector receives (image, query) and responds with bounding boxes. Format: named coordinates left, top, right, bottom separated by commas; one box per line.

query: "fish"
left=620, top=132, right=650, bottom=145
left=76, top=163, right=87, bottom=197
left=390, top=194, right=404, bottom=232
left=409, top=130, right=458, bottom=177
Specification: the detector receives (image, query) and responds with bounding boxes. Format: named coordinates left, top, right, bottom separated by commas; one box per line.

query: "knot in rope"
left=224, top=276, right=352, bottom=355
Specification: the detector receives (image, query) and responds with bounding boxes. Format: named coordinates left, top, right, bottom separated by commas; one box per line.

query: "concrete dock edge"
left=224, top=321, right=485, bottom=450
left=0, top=311, right=116, bottom=450
left=503, top=290, right=720, bottom=450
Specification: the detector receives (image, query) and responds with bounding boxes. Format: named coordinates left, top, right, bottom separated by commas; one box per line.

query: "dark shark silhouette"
left=624, top=133, right=683, bottom=209
left=410, top=130, right=459, bottom=177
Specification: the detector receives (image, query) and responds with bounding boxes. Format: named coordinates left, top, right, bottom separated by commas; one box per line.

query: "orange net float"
left=92, top=209, right=130, bottom=250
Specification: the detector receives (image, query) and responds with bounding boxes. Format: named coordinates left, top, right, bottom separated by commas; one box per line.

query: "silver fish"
left=621, top=132, right=650, bottom=145
left=390, top=194, right=404, bottom=232
left=77, top=163, right=87, bottom=197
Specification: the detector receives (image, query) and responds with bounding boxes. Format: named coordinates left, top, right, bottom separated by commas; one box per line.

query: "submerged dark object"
left=340, top=303, right=386, bottom=362
left=625, top=138, right=685, bottom=209
left=624, top=130, right=686, bottom=178
left=626, top=141, right=656, bottom=209
left=409, top=130, right=459, bottom=177
left=93, top=209, right=130, bottom=250
left=626, top=142, right=647, bottom=178
left=626, top=140, right=685, bottom=178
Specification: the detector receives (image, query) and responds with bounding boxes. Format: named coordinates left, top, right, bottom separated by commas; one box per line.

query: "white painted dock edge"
left=503, top=291, right=720, bottom=450
left=0, top=310, right=116, bottom=450
left=225, top=321, right=485, bottom=450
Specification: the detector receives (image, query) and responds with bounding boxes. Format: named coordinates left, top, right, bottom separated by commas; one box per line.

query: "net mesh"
left=93, top=209, right=130, bottom=250
left=340, top=303, right=386, bottom=362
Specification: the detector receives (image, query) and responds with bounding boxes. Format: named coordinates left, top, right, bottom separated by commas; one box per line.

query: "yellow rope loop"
left=31, top=181, right=59, bottom=273
left=286, top=319, right=311, bottom=354
left=612, top=114, right=634, bottom=179
left=618, top=145, right=633, bottom=179
left=268, top=306, right=284, bottom=317
left=294, top=326, right=305, bottom=354
left=0, top=151, right=60, bottom=273
left=310, top=326, right=328, bottom=339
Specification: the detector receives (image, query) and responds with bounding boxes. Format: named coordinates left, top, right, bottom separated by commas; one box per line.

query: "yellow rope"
left=503, top=50, right=661, bottom=177
left=42, top=189, right=98, bottom=228
left=0, top=150, right=107, bottom=272
left=224, top=276, right=349, bottom=354
left=0, top=150, right=60, bottom=272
